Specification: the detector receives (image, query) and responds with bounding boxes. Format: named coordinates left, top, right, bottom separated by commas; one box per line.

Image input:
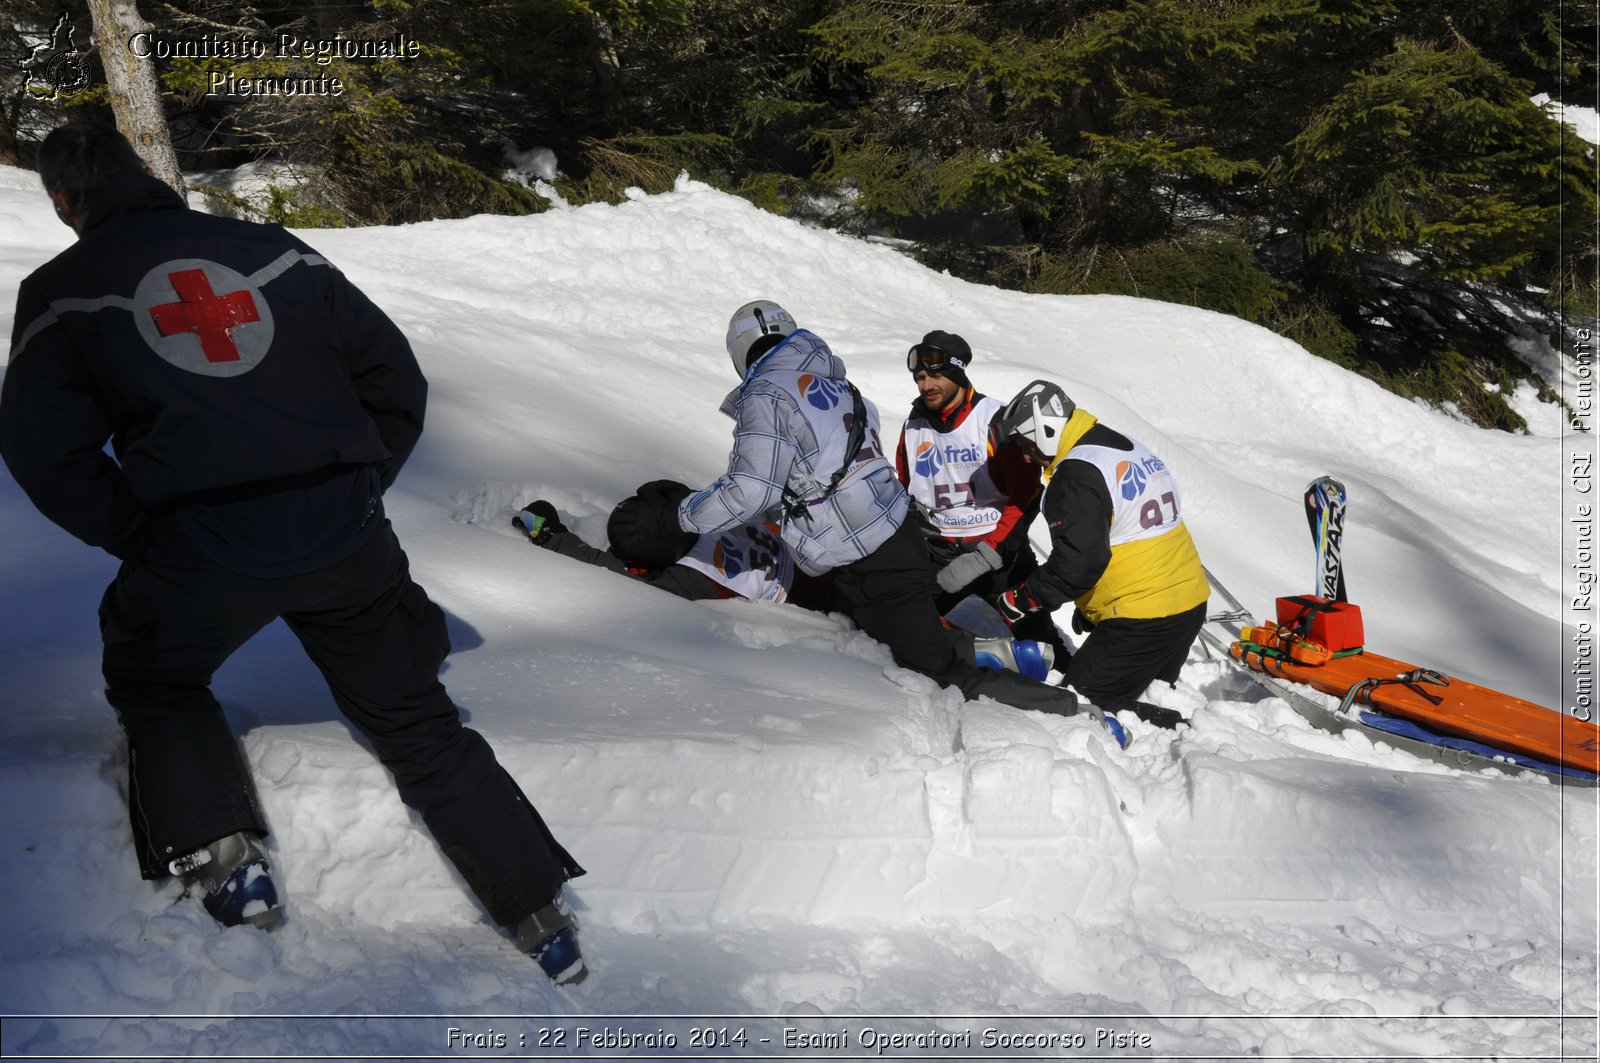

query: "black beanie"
left=915, top=330, right=973, bottom=387
left=919, top=330, right=973, bottom=368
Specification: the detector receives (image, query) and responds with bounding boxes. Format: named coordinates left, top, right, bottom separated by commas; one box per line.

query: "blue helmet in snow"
left=726, top=300, right=796, bottom=375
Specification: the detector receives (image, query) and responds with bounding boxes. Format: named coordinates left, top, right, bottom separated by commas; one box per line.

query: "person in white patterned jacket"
left=608, top=300, right=1093, bottom=720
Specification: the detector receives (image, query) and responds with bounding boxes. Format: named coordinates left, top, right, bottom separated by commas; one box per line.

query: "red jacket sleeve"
left=894, top=425, right=911, bottom=487
left=976, top=428, right=1042, bottom=556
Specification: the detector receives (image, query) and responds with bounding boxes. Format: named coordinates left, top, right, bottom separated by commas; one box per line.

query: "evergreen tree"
left=790, top=0, right=1597, bottom=428
left=1267, top=32, right=1594, bottom=426
left=12, top=0, right=1587, bottom=427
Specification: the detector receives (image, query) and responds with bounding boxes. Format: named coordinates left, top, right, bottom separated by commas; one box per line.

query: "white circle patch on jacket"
left=133, top=258, right=275, bottom=376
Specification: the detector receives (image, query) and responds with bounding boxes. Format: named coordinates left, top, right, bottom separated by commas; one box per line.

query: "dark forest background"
left=3, top=0, right=1596, bottom=430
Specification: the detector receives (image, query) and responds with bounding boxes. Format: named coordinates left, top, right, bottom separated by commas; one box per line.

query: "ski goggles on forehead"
left=907, top=344, right=966, bottom=374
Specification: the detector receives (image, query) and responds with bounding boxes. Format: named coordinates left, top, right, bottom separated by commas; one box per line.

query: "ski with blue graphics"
left=1304, top=476, right=1348, bottom=602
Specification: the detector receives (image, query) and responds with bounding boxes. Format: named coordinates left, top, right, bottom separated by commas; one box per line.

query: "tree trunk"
left=84, top=0, right=183, bottom=193
left=588, top=11, right=622, bottom=121
left=0, top=94, right=20, bottom=167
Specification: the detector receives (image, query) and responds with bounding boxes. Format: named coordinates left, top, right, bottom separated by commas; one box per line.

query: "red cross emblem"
left=147, top=268, right=261, bottom=363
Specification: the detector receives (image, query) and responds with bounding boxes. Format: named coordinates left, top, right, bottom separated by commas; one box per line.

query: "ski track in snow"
left=0, top=163, right=1594, bottom=1060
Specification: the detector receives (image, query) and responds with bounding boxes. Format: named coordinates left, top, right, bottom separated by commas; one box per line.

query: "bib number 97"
left=1139, top=491, right=1178, bottom=529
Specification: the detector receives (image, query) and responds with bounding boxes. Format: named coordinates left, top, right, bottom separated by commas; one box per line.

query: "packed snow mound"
left=0, top=167, right=1589, bottom=1060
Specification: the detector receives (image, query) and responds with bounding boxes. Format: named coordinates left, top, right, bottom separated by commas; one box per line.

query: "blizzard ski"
left=1304, top=476, right=1348, bottom=602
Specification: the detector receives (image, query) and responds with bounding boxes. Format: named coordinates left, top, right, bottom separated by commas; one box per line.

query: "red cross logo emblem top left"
left=133, top=258, right=275, bottom=377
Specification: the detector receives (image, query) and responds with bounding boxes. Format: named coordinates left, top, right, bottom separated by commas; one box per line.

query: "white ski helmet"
left=725, top=300, right=797, bottom=375
left=998, top=379, right=1076, bottom=460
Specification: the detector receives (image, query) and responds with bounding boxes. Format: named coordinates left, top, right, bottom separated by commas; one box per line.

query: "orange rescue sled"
left=1230, top=640, right=1600, bottom=775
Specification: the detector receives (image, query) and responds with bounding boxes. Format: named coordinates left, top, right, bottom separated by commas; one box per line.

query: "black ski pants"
left=1064, top=601, right=1207, bottom=710
left=831, top=517, right=1079, bottom=716
left=543, top=529, right=723, bottom=600
left=543, top=528, right=835, bottom=611
left=99, top=516, right=579, bottom=926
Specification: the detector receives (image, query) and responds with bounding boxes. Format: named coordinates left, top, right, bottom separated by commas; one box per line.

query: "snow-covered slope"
left=0, top=167, right=1592, bottom=1060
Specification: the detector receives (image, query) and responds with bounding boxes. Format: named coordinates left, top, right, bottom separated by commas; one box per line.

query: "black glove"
left=515, top=500, right=566, bottom=546
left=907, top=499, right=941, bottom=537
left=1071, top=609, right=1096, bottom=635
left=608, top=490, right=697, bottom=569
left=996, top=585, right=1041, bottom=629
left=1130, top=702, right=1186, bottom=730
left=1097, top=694, right=1186, bottom=730
left=924, top=535, right=965, bottom=570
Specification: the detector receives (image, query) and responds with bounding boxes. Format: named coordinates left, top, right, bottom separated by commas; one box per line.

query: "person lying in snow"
left=514, top=482, right=833, bottom=611
left=514, top=484, right=1054, bottom=682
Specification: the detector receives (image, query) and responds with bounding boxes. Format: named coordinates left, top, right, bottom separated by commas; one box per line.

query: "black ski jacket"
left=1, top=172, right=425, bottom=575
left=1024, top=422, right=1122, bottom=607
left=1022, top=417, right=1207, bottom=622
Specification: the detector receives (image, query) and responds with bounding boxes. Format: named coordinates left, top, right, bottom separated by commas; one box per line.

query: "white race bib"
left=678, top=523, right=793, bottom=603
left=1068, top=440, right=1185, bottom=546
left=902, top=395, right=1006, bottom=538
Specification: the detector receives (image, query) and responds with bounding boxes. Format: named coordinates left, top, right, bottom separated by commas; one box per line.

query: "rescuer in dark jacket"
left=0, top=123, right=586, bottom=984
left=993, top=381, right=1208, bottom=721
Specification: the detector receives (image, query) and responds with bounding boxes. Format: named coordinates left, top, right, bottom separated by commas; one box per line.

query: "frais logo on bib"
left=1116, top=455, right=1169, bottom=501
left=712, top=535, right=744, bottom=577
left=941, top=442, right=983, bottom=465
left=796, top=374, right=847, bottom=411
left=1116, top=459, right=1148, bottom=500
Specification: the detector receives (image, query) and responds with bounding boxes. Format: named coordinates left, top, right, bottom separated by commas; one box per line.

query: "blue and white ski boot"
left=973, top=636, right=1055, bottom=682
left=514, top=893, right=587, bottom=985
left=170, top=831, right=284, bottom=929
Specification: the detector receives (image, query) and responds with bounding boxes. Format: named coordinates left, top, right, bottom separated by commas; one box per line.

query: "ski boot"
left=170, top=831, right=284, bottom=929
left=973, top=636, right=1055, bottom=683
left=1069, top=699, right=1130, bottom=749
left=514, top=893, right=587, bottom=985
left=1099, top=710, right=1129, bottom=749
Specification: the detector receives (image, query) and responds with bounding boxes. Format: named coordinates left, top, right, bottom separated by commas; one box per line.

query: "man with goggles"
left=906, top=341, right=966, bottom=375
left=894, top=330, right=1068, bottom=663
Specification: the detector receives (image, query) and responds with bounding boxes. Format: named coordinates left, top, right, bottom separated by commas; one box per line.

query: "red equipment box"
left=1275, top=595, right=1364, bottom=653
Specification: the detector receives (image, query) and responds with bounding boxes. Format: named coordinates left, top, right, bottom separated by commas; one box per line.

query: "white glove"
left=935, top=541, right=1004, bottom=593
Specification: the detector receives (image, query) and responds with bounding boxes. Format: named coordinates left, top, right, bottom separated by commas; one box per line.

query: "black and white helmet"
left=725, top=300, right=797, bottom=375
left=998, top=380, right=1076, bottom=459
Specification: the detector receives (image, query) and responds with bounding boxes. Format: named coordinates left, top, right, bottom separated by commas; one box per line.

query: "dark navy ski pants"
left=99, top=516, right=579, bottom=925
